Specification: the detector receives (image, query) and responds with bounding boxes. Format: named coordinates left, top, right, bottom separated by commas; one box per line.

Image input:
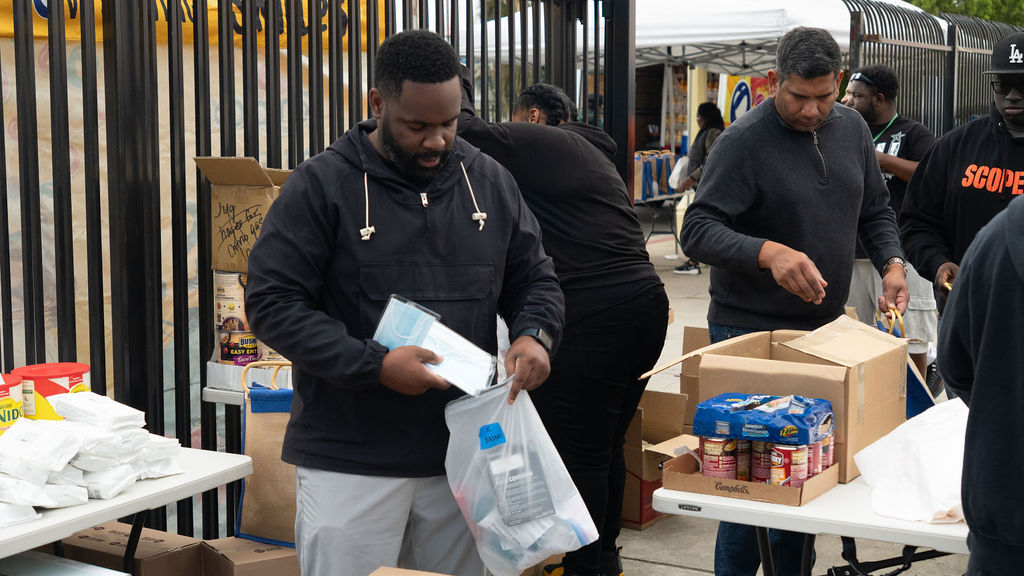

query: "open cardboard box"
left=654, top=435, right=839, bottom=506
left=621, top=390, right=687, bottom=529
left=195, top=157, right=291, bottom=273
left=650, top=315, right=907, bottom=483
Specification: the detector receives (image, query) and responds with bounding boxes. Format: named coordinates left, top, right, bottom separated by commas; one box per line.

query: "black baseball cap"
left=984, top=32, right=1024, bottom=75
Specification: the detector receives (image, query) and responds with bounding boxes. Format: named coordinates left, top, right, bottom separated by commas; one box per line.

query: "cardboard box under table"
left=200, top=537, right=299, bottom=576
left=669, top=315, right=907, bottom=484
left=194, top=157, right=291, bottom=273
left=57, top=521, right=202, bottom=576
left=621, top=390, right=687, bottom=529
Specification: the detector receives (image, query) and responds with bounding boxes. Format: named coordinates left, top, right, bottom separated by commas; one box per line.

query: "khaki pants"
left=295, top=466, right=485, bottom=576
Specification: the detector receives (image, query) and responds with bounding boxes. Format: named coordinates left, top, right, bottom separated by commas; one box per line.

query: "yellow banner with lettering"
left=0, top=0, right=385, bottom=50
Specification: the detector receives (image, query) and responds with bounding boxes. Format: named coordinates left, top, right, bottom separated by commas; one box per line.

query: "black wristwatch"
left=516, top=328, right=553, bottom=354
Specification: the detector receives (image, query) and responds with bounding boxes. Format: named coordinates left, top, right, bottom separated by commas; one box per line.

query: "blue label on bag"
left=479, top=423, right=506, bottom=450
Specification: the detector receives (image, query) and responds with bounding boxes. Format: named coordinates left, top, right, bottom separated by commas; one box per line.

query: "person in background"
left=672, top=102, right=725, bottom=275
left=458, top=74, right=670, bottom=576
left=680, top=27, right=908, bottom=576
left=841, top=64, right=938, bottom=378
left=244, top=30, right=564, bottom=576
left=900, top=31, right=1024, bottom=313
left=938, top=194, right=1024, bottom=574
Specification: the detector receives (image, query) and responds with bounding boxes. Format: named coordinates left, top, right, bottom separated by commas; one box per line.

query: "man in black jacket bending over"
left=245, top=31, right=564, bottom=576
left=458, top=73, right=669, bottom=576
left=680, top=27, right=908, bottom=576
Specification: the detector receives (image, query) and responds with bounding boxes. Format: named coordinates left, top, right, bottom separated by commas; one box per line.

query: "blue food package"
left=693, top=393, right=834, bottom=444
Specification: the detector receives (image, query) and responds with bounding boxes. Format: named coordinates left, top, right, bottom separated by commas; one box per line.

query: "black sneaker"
left=925, top=361, right=943, bottom=397
left=673, top=261, right=701, bottom=275
left=601, top=547, right=625, bottom=576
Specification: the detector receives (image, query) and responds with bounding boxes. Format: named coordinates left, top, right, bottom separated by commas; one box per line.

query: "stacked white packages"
left=0, top=392, right=182, bottom=524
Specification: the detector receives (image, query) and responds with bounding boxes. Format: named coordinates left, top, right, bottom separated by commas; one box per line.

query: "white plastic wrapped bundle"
left=47, top=464, right=87, bottom=487
left=0, top=418, right=83, bottom=485
left=83, top=464, right=138, bottom=500
left=40, top=484, right=89, bottom=508
left=0, top=502, right=39, bottom=528
left=0, top=474, right=60, bottom=507
left=47, top=392, right=146, bottom=429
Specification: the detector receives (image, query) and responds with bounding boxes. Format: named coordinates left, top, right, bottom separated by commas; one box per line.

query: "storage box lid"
left=782, top=315, right=905, bottom=367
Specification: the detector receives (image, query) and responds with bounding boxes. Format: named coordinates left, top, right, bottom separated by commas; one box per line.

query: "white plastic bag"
left=445, top=385, right=598, bottom=576
left=854, top=398, right=968, bottom=523
left=668, top=156, right=690, bottom=191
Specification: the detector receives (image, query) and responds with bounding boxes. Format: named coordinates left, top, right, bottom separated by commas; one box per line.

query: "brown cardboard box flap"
left=637, top=390, right=688, bottom=443
left=195, top=157, right=276, bottom=187
left=699, top=353, right=848, bottom=398
left=647, top=433, right=700, bottom=458
left=782, top=315, right=905, bottom=367
left=370, top=568, right=452, bottom=576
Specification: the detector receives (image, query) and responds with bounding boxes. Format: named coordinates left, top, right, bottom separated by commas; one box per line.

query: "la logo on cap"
left=1011, top=43, right=1023, bottom=64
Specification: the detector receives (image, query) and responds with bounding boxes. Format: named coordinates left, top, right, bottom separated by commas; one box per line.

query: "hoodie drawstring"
left=359, top=161, right=487, bottom=239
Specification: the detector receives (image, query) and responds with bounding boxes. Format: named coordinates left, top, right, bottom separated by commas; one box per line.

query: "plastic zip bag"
left=445, top=383, right=598, bottom=576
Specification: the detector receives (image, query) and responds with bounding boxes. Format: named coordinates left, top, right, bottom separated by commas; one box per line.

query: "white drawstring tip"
left=472, top=212, right=487, bottom=231
left=360, top=225, right=376, bottom=240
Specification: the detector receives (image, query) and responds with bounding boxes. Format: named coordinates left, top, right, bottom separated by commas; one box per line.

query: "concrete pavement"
left=608, top=207, right=969, bottom=575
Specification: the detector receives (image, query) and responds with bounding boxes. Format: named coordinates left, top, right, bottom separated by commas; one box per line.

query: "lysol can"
left=808, top=440, right=823, bottom=477
left=700, top=436, right=737, bottom=479
left=219, top=331, right=260, bottom=366
left=736, top=440, right=751, bottom=482
left=821, top=433, right=834, bottom=469
left=214, top=271, right=248, bottom=332
left=0, top=374, right=23, bottom=435
left=751, top=440, right=773, bottom=484
left=11, top=362, right=91, bottom=420
left=771, top=444, right=808, bottom=487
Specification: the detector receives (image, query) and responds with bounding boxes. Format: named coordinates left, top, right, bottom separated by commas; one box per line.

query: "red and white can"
left=808, top=440, right=823, bottom=477
left=821, top=433, right=834, bottom=469
left=751, top=441, right=773, bottom=484
left=701, top=436, right=737, bottom=479
left=771, top=444, right=808, bottom=487
left=736, top=440, right=751, bottom=482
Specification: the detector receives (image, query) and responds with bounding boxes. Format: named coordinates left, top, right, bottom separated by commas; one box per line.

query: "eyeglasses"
left=991, top=78, right=1024, bottom=96
left=850, top=72, right=875, bottom=87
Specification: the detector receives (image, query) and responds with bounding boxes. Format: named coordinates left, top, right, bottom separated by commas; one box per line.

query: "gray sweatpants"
left=294, top=466, right=485, bottom=576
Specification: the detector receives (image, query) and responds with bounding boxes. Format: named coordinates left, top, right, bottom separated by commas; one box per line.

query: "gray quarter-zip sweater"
left=680, top=99, right=903, bottom=331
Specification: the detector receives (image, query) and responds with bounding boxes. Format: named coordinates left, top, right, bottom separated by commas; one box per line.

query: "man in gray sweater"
left=679, top=27, right=909, bottom=576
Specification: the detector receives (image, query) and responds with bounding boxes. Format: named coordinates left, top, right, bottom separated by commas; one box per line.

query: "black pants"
left=531, top=282, right=669, bottom=575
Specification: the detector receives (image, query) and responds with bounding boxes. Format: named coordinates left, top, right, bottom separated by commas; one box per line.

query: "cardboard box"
left=59, top=521, right=202, bottom=576
left=0, top=551, right=129, bottom=575
left=369, top=569, right=451, bottom=576
left=195, top=157, right=291, bottom=273
left=660, top=435, right=840, bottom=506
left=621, top=390, right=687, bottom=530
left=200, top=537, right=298, bottom=576
left=666, top=316, right=906, bottom=483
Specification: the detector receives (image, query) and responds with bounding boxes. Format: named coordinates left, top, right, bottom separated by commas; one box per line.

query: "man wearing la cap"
left=900, top=31, right=1024, bottom=312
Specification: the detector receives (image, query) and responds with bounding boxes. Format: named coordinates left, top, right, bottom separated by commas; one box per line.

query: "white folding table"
left=654, top=477, right=968, bottom=575
left=0, top=448, right=253, bottom=571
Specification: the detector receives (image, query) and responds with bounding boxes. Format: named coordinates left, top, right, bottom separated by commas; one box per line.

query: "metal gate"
left=0, top=0, right=629, bottom=537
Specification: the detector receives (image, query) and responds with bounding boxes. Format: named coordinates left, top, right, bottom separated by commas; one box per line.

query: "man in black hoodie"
left=458, top=75, right=669, bottom=576
left=245, top=31, right=564, bottom=576
left=900, top=31, right=1024, bottom=308
left=939, top=194, right=1024, bottom=574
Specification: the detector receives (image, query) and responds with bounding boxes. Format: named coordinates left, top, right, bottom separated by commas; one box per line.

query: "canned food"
left=821, top=433, right=834, bottom=469
left=11, top=362, right=91, bottom=420
left=736, top=440, right=751, bottom=482
left=219, top=331, right=260, bottom=366
left=751, top=440, right=773, bottom=484
left=214, top=271, right=248, bottom=332
left=0, top=373, right=23, bottom=435
left=808, top=440, right=823, bottom=477
left=771, top=444, right=808, bottom=487
left=700, top=436, right=737, bottom=479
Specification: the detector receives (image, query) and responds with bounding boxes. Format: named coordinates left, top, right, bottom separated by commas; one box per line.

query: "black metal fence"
left=0, top=0, right=625, bottom=538
left=845, top=0, right=1023, bottom=135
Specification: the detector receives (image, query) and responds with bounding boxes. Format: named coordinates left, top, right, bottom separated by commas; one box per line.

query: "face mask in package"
left=485, top=439, right=556, bottom=526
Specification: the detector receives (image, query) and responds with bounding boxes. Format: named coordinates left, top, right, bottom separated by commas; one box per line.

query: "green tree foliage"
left=906, top=0, right=1024, bottom=28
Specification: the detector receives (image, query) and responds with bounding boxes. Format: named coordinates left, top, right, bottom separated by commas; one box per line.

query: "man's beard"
left=380, top=116, right=452, bottom=185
